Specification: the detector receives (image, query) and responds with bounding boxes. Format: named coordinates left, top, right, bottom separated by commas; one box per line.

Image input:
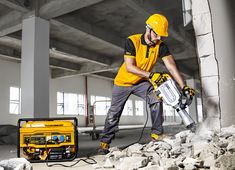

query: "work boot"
left=151, top=133, right=166, bottom=142
left=98, top=142, right=110, bottom=155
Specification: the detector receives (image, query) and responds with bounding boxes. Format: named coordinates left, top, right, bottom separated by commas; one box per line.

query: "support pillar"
left=21, top=16, right=50, bottom=118
left=208, top=0, right=235, bottom=127
left=192, top=0, right=235, bottom=130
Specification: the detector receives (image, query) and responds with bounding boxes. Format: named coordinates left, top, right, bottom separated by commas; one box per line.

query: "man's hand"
left=149, top=72, right=171, bottom=87
left=181, top=85, right=196, bottom=106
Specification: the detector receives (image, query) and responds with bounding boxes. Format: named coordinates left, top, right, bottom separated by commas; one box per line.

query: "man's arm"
left=125, top=57, right=150, bottom=78
left=162, top=55, right=186, bottom=89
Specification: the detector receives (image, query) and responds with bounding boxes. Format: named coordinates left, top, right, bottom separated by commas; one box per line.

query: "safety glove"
left=149, top=72, right=171, bottom=89
left=180, top=85, right=196, bottom=108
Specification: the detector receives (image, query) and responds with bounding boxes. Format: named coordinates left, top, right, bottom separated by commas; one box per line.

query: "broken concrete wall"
left=192, top=0, right=220, bottom=131
left=207, top=0, right=235, bottom=127
left=192, top=0, right=235, bottom=129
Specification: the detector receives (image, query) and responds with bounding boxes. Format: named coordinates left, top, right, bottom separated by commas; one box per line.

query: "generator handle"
left=18, top=117, right=78, bottom=127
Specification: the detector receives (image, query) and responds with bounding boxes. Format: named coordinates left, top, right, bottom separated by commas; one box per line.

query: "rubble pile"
left=0, top=158, right=32, bottom=170
left=104, top=125, right=235, bottom=170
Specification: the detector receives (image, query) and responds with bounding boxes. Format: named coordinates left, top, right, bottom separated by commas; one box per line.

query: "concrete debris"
left=125, top=143, right=144, bottom=157
left=183, top=157, right=203, bottom=167
left=0, top=158, right=32, bottom=170
left=118, top=157, right=150, bottom=170
left=215, top=152, right=235, bottom=170
left=107, top=150, right=126, bottom=161
left=227, top=141, right=235, bottom=152
left=220, top=125, right=235, bottom=137
left=103, top=158, right=115, bottom=168
left=106, top=125, right=235, bottom=170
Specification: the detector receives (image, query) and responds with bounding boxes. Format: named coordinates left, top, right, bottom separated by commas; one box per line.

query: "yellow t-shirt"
left=114, top=34, right=170, bottom=86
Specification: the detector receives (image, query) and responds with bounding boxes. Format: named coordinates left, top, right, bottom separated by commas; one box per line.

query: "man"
left=99, top=14, right=195, bottom=154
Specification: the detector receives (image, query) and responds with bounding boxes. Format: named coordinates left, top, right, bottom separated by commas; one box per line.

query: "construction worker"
left=99, top=14, right=195, bottom=154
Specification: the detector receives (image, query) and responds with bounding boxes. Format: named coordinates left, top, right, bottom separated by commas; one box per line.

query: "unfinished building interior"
left=0, top=0, right=234, bottom=169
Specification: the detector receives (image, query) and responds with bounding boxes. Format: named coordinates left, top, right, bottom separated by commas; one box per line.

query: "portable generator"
left=17, top=117, right=78, bottom=162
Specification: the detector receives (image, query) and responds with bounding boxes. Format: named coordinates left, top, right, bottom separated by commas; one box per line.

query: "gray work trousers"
left=100, top=81, right=163, bottom=144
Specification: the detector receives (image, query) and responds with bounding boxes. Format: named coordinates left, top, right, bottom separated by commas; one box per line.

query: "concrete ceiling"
left=0, top=0, right=199, bottom=80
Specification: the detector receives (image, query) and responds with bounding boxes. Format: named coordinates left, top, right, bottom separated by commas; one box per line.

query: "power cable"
left=44, top=139, right=97, bottom=168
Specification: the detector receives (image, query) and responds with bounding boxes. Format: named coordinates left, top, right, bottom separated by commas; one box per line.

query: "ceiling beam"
left=0, top=11, right=23, bottom=37
left=0, top=44, right=81, bottom=71
left=0, top=0, right=104, bottom=36
left=51, top=19, right=123, bottom=52
left=50, top=38, right=113, bottom=66
left=0, top=36, right=114, bottom=66
left=39, top=0, right=104, bottom=19
left=50, top=58, right=81, bottom=71
left=52, top=62, right=120, bottom=79
left=0, top=36, right=21, bottom=49
left=92, top=72, right=116, bottom=80
left=0, top=0, right=29, bottom=12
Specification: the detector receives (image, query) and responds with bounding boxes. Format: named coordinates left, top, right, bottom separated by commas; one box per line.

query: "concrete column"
left=192, top=0, right=221, bottom=131
left=192, top=0, right=235, bottom=130
left=208, top=0, right=235, bottom=127
left=21, top=17, right=50, bottom=118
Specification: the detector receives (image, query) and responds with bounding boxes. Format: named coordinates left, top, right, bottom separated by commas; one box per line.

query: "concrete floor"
left=0, top=124, right=185, bottom=169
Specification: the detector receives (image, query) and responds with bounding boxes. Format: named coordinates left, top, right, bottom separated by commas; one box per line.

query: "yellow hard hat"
left=146, top=14, right=168, bottom=37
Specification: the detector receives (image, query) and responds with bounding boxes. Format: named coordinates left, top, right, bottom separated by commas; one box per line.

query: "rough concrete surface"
left=0, top=125, right=235, bottom=169
left=101, top=125, right=235, bottom=170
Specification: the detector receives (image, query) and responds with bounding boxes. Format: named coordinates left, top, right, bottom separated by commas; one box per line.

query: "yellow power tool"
left=17, top=117, right=78, bottom=162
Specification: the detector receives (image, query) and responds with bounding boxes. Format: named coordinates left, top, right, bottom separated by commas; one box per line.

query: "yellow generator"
left=17, top=117, right=78, bottom=162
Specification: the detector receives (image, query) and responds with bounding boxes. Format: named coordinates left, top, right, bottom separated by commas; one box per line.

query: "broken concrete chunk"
left=125, top=143, right=143, bottom=156
left=199, top=143, right=220, bottom=160
left=183, top=157, right=203, bottom=167
left=108, top=150, right=126, bottom=161
left=220, top=125, right=235, bottom=137
left=103, top=158, right=114, bottom=168
left=170, top=145, right=182, bottom=158
left=183, top=164, right=197, bottom=170
left=160, top=157, right=179, bottom=170
left=203, top=154, right=216, bottom=168
left=215, top=153, right=235, bottom=170
left=0, top=158, right=32, bottom=170
left=175, top=130, right=191, bottom=140
left=118, top=157, right=149, bottom=170
left=227, top=141, right=235, bottom=153
left=192, top=141, right=209, bottom=157
left=154, top=141, right=172, bottom=150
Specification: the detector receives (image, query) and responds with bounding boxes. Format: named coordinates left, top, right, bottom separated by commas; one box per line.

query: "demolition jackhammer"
left=153, top=76, right=196, bottom=132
